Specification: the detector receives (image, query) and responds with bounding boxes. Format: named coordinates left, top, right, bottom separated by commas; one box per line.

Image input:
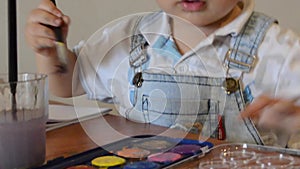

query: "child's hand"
left=25, top=0, right=70, bottom=57
left=240, top=95, right=300, bottom=134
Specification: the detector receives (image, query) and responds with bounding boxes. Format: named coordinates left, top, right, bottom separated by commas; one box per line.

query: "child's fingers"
left=38, top=0, right=62, bottom=18
left=28, top=9, right=63, bottom=27
left=240, top=95, right=276, bottom=118
left=25, top=23, right=56, bottom=53
left=257, top=101, right=299, bottom=133
left=258, top=101, right=290, bottom=126
left=27, top=0, right=64, bottom=28
left=28, top=35, right=55, bottom=52
left=61, top=15, right=71, bottom=32
left=62, top=15, right=71, bottom=26
left=26, top=22, right=56, bottom=40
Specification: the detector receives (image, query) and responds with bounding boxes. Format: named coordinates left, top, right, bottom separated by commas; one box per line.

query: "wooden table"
left=46, top=113, right=224, bottom=168
left=46, top=112, right=300, bottom=168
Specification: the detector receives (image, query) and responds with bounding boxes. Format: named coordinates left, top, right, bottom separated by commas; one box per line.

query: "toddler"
left=25, top=0, right=300, bottom=147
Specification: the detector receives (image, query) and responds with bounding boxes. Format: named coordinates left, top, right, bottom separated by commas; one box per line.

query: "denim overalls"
left=127, top=12, right=276, bottom=144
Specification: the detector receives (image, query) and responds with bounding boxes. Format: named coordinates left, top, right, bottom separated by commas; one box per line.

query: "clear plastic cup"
left=0, top=73, right=48, bottom=169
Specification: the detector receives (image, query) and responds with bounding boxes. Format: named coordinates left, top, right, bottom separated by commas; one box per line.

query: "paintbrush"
left=8, top=0, right=18, bottom=120
left=51, top=0, right=68, bottom=73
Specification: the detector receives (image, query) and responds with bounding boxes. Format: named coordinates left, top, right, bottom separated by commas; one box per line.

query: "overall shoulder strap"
left=129, top=11, right=164, bottom=69
left=129, top=12, right=163, bottom=69
left=129, top=12, right=162, bottom=88
left=129, top=15, right=148, bottom=69
left=224, top=12, right=278, bottom=73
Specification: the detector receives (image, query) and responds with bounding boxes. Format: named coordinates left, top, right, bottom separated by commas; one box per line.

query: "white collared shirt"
left=74, top=0, right=300, bottom=115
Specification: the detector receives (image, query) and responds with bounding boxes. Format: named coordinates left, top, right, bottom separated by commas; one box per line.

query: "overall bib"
left=127, top=12, right=276, bottom=144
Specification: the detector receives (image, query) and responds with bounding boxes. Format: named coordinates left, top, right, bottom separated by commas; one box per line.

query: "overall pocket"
left=131, top=72, right=226, bottom=140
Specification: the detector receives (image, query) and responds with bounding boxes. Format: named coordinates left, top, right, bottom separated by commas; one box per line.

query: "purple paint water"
left=0, top=112, right=47, bottom=169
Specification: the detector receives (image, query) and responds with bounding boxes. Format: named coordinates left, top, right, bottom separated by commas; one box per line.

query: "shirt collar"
left=139, top=11, right=172, bottom=46
left=139, top=0, right=254, bottom=45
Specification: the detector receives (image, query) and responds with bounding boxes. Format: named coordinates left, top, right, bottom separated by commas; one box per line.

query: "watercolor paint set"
left=34, top=135, right=213, bottom=169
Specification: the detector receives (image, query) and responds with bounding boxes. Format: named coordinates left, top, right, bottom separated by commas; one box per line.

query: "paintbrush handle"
left=50, top=0, right=56, bottom=5
left=49, top=0, right=68, bottom=72
left=50, top=0, right=64, bottom=43
left=48, top=25, right=64, bottom=43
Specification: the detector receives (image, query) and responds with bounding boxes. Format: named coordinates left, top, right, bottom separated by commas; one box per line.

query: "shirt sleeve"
left=72, top=15, right=141, bottom=102
left=255, top=23, right=300, bottom=101
left=72, top=40, right=85, bottom=58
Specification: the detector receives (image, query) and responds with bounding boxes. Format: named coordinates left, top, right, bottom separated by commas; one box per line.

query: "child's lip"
left=180, top=0, right=206, bottom=11
left=181, top=0, right=203, bottom=3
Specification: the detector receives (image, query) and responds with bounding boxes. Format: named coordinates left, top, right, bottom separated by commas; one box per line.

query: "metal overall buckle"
left=223, top=49, right=257, bottom=73
left=133, top=72, right=143, bottom=88
left=222, top=77, right=239, bottom=95
left=222, top=49, right=257, bottom=94
left=129, top=39, right=148, bottom=68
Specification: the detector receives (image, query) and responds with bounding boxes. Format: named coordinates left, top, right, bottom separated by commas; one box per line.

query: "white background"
left=0, top=0, right=299, bottom=104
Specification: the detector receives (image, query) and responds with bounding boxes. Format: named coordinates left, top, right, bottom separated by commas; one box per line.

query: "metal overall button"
left=133, top=72, right=143, bottom=88
left=222, top=77, right=239, bottom=95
